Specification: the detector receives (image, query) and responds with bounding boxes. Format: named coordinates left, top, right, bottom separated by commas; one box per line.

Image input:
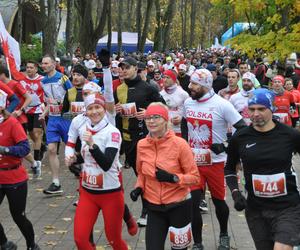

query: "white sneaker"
left=199, top=200, right=208, bottom=212
left=31, top=161, right=42, bottom=179
left=137, top=215, right=147, bottom=227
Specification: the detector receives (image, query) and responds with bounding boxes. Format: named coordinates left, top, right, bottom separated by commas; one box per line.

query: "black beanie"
left=73, top=64, right=88, bottom=78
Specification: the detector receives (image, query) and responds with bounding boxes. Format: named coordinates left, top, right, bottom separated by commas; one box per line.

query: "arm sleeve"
left=181, top=117, right=188, bottom=142
left=89, top=145, right=118, bottom=172
left=7, top=139, right=30, bottom=158
left=176, top=141, right=200, bottom=186
left=149, top=85, right=166, bottom=104
left=103, top=68, right=114, bottom=103
left=7, top=94, right=20, bottom=113
left=224, top=136, right=240, bottom=192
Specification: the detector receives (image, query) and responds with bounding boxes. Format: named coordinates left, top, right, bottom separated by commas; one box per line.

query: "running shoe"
left=137, top=214, right=147, bottom=227
left=28, top=244, right=41, bottom=250
left=1, top=241, right=17, bottom=250
left=43, top=183, right=63, bottom=195
left=191, top=243, right=204, bottom=250
left=218, top=235, right=230, bottom=250
left=73, top=200, right=78, bottom=207
left=126, top=216, right=138, bottom=236
left=199, top=199, right=208, bottom=212
left=31, top=161, right=42, bottom=179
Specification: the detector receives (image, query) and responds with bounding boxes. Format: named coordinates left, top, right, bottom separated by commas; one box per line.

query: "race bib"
left=252, top=173, right=287, bottom=198
left=71, top=102, right=86, bottom=114
left=192, top=148, right=212, bottom=166
left=120, top=102, right=137, bottom=118
left=273, top=113, right=288, bottom=124
left=169, top=223, right=192, bottom=249
left=49, top=104, right=63, bottom=115
left=82, top=170, right=103, bottom=189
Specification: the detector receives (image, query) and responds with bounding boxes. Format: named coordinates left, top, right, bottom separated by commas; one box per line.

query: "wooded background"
left=14, top=0, right=300, bottom=60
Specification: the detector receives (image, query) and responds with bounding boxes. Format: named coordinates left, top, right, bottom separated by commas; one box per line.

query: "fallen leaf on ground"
left=35, top=188, right=43, bottom=192
left=44, top=225, right=56, bottom=230
left=65, top=195, right=75, bottom=199
left=57, top=230, right=68, bottom=234
left=62, top=217, right=72, bottom=222
left=45, top=241, right=57, bottom=246
left=49, top=203, right=58, bottom=207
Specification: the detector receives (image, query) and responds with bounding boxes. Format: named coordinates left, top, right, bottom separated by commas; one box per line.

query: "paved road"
left=2, top=147, right=300, bottom=249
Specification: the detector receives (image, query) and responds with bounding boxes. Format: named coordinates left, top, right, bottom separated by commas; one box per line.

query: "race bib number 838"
left=169, top=223, right=192, bottom=249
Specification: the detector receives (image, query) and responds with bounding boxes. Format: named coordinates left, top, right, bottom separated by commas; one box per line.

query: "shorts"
left=190, top=162, right=225, bottom=200
left=245, top=203, right=300, bottom=249
left=26, top=114, right=43, bottom=132
left=46, top=116, right=71, bottom=144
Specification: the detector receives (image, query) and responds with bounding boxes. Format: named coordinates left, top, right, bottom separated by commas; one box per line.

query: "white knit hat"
left=190, top=69, right=213, bottom=89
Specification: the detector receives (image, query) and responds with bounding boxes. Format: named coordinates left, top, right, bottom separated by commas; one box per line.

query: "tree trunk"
left=139, top=0, right=154, bottom=53
left=40, top=0, right=60, bottom=57
left=66, top=0, right=75, bottom=57
left=136, top=0, right=142, bottom=51
left=181, top=0, right=187, bottom=48
left=117, top=0, right=123, bottom=55
left=153, top=0, right=162, bottom=51
left=75, top=0, right=108, bottom=55
left=127, top=0, right=134, bottom=31
left=189, top=0, right=197, bottom=48
left=107, top=0, right=112, bottom=51
left=162, top=0, right=176, bottom=51
left=17, top=0, right=23, bottom=44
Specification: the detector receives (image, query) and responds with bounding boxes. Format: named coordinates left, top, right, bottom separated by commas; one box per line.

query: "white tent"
left=96, top=32, right=154, bottom=53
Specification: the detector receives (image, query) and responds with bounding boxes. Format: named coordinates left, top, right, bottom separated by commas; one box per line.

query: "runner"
left=72, top=93, right=128, bottom=250
left=225, top=88, right=300, bottom=250
left=160, top=70, right=189, bottom=137
left=218, top=69, right=240, bottom=100
left=40, top=54, right=72, bottom=195
left=0, top=93, right=40, bottom=250
left=182, top=69, right=245, bottom=250
left=284, top=77, right=300, bottom=127
left=131, top=103, right=200, bottom=250
left=271, top=75, right=295, bottom=126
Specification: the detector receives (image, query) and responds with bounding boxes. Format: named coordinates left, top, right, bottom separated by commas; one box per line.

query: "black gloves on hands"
left=130, top=187, right=143, bottom=202
left=97, top=49, right=110, bottom=67
left=211, top=143, right=227, bottom=155
left=0, top=146, right=9, bottom=155
left=232, top=190, right=247, bottom=211
left=156, top=168, right=178, bottom=183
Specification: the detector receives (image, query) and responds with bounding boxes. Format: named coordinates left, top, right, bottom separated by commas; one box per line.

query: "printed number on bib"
left=71, top=102, right=86, bottom=114
left=193, top=148, right=212, bottom=166
left=120, top=102, right=137, bottom=118
left=169, top=223, right=192, bottom=249
left=274, top=113, right=288, bottom=124
left=252, top=173, right=287, bottom=198
left=49, top=104, right=63, bottom=115
left=82, top=171, right=103, bottom=189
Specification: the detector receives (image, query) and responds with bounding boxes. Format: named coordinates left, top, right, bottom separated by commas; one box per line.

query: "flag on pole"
left=0, top=12, right=21, bottom=70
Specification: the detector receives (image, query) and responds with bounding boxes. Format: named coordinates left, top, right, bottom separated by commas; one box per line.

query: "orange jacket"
left=135, top=130, right=200, bottom=205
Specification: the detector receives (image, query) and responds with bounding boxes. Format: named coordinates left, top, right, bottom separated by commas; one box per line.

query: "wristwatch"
left=173, top=175, right=179, bottom=183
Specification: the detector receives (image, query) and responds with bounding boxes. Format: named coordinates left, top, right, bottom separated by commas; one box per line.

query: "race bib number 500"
left=252, top=173, right=287, bottom=198
left=169, top=223, right=192, bottom=249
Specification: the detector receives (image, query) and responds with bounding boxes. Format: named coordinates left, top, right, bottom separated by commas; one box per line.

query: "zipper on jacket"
left=154, top=141, right=163, bottom=204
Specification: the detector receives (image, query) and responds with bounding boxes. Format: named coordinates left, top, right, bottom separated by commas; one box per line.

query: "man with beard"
left=229, top=72, right=256, bottom=125
left=225, top=88, right=300, bottom=250
left=182, top=69, right=245, bottom=250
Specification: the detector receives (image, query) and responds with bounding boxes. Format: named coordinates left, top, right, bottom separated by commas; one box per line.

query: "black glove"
left=211, top=143, right=227, bottom=155
left=232, top=191, right=247, bottom=211
left=0, top=146, right=9, bottom=155
left=155, top=168, right=178, bottom=183
left=130, top=187, right=142, bottom=202
left=69, top=163, right=82, bottom=177
left=97, top=49, right=110, bottom=67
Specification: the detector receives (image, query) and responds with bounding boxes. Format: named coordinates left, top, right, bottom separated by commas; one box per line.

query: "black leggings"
left=0, top=182, right=35, bottom=248
left=191, top=190, right=229, bottom=243
left=146, top=199, right=192, bottom=250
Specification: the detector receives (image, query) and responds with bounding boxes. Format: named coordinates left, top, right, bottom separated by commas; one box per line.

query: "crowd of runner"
left=0, top=44, right=299, bottom=250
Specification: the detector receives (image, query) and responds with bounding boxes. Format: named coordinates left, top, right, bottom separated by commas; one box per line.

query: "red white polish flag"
left=0, top=12, right=21, bottom=70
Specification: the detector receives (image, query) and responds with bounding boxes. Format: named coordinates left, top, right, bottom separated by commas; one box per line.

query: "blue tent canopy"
left=221, top=22, right=255, bottom=45
left=96, top=32, right=154, bottom=54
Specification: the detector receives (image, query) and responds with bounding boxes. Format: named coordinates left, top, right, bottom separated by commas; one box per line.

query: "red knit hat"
left=272, top=75, right=285, bottom=85
left=145, top=104, right=168, bottom=121
left=163, top=70, right=177, bottom=82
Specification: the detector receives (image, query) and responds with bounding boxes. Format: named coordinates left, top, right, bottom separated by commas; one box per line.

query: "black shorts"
left=245, top=203, right=300, bottom=250
left=26, top=114, right=43, bottom=132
